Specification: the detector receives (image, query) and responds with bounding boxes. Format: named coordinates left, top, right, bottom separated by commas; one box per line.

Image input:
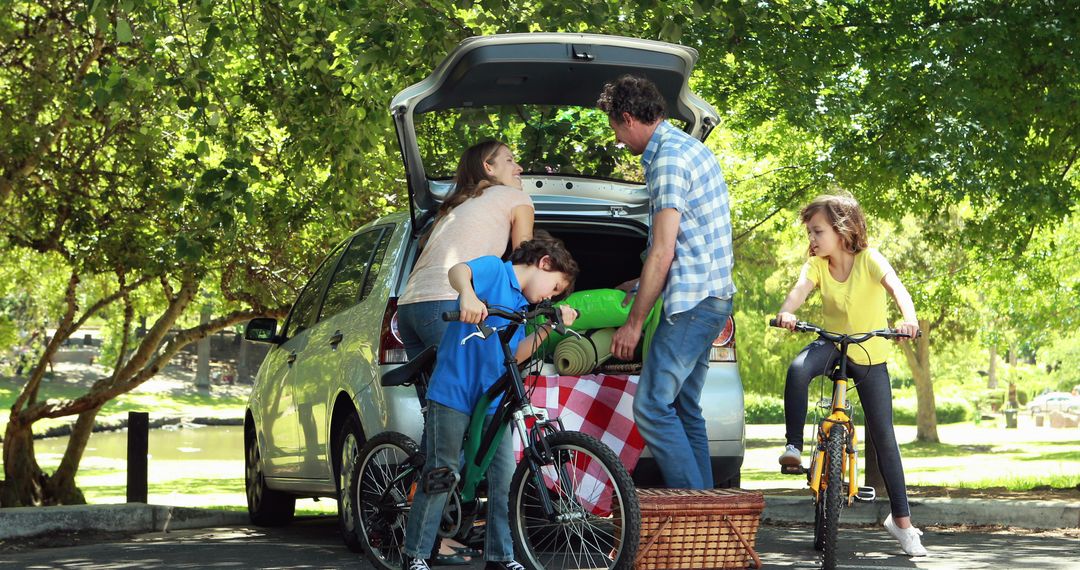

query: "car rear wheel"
left=336, top=414, right=366, bottom=552
left=245, top=424, right=296, bottom=526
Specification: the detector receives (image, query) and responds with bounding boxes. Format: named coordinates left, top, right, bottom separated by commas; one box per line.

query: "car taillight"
left=709, top=316, right=736, bottom=362
left=379, top=297, right=408, bottom=364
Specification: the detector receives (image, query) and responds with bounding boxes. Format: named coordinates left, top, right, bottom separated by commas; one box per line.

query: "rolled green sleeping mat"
left=554, top=328, right=616, bottom=375
left=528, top=288, right=663, bottom=355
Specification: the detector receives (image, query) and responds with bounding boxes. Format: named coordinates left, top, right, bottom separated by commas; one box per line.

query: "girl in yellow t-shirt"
left=774, top=194, right=927, bottom=557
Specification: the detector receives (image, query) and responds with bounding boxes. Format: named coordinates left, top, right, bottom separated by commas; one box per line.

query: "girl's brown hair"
left=800, top=194, right=869, bottom=255
left=436, top=140, right=508, bottom=219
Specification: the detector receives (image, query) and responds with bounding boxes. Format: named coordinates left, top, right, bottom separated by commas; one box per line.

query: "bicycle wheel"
left=351, top=431, right=420, bottom=570
left=510, top=430, right=641, bottom=570
left=822, top=424, right=847, bottom=570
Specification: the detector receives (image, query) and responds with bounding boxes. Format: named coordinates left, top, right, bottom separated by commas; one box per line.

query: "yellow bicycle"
left=771, top=319, right=916, bottom=569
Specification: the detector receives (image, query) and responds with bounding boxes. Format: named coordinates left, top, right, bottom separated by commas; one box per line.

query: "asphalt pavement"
left=1, top=515, right=1077, bottom=569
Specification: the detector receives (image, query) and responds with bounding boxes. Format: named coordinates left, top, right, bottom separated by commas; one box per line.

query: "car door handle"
left=329, top=331, right=343, bottom=348
left=287, top=352, right=297, bottom=365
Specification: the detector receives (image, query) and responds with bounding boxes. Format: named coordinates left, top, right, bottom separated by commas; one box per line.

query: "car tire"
left=245, top=424, right=296, bottom=526
left=336, top=414, right=366, bottom=553
left=716, top=471, right=741, bottom=489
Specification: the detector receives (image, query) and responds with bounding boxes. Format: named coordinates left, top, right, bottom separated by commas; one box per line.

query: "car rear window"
left=414, top=104, right=654, bottom=183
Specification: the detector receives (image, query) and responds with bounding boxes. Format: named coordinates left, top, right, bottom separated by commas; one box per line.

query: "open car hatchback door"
left=390, top=33, right=720, bottom=232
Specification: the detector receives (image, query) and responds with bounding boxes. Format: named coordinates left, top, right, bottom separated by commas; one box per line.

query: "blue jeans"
left=633, top=296, right=732, bottom=489
left=404, top=402, right=516, bottom=562
left=397, top=299, right=459, bottom=360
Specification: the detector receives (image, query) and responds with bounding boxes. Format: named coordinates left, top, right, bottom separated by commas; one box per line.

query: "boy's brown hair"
left=800, top=194, right=869, bottom=255
left=508, top=230, right=579, bottom=300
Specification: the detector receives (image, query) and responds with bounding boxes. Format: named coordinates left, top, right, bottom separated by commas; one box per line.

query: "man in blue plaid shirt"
left=599, top=75, right=736, bottom=489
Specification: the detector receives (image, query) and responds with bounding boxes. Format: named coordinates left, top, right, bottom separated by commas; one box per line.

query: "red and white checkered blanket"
left=514, top=374, right=645, bottom=516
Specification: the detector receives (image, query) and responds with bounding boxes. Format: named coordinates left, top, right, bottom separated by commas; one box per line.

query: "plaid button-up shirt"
left=641, top=120, right=736, bottom=318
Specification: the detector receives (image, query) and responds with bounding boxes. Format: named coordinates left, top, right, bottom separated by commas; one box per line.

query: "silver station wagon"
left=242, top=33, right=746, bottom=547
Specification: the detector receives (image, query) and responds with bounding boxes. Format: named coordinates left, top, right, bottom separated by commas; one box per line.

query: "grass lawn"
left=742, top=418, right=1080, bottom=494
left=6, top=359, right=1076, bottom=515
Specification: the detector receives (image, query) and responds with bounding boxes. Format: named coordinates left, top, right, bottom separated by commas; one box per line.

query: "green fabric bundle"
left=530, top=288, right=664, bottom=362
left=554, top=328, right=616, bottom=375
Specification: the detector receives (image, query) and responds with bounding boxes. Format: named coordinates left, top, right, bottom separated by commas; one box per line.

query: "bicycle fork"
left=514, top=407, right=579, bottom=522
left=808, top=376, right=876, bottom=505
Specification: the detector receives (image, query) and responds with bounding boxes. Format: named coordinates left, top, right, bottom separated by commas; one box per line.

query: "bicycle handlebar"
left=768, top=318, right=921, bottom=343
left=442, top=301, right=577, bottom=336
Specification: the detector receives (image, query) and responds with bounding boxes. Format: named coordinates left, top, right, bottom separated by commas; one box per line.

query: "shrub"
left=877, top=397, right=970, bottom=425
left=744, top=393, right=786, bottom=424
left=936, top=398, right=973, bottom=423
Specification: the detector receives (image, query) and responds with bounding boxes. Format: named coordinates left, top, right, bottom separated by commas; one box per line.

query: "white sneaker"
left=407, top=558, right=431, bottom=570
left=778, top=444, right=802, bottom=466
left=884, top=514, right=928, bottom=556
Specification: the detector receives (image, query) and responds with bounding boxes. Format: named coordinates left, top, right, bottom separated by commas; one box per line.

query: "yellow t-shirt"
left=804, top=248, right=894, bottom=365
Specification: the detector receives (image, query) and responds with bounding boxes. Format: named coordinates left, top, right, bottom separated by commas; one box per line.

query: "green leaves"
left=116, top=20, right=133, bottom=43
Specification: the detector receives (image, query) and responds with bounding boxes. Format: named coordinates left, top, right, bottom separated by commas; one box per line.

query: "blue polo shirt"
left=427, top=256, right=528, bottom=415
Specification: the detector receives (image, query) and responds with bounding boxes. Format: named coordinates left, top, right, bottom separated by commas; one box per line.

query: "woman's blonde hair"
left=800, top=194, right=869, bottom=255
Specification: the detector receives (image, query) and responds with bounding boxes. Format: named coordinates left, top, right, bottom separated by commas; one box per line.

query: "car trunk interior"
left=541, top=219, right=646, bottom=294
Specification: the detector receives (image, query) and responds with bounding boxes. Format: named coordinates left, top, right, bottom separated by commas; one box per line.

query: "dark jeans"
left=397, top=299, right=459, bottom=360
left=784, top=339, right=911, bottom=518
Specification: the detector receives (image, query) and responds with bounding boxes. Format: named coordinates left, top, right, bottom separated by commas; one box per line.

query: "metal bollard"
left=127, top=411, right=149, bottom=503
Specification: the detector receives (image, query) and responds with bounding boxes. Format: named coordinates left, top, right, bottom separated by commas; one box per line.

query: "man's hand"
left=615, top=278, right=640, bottom=307
left=458, top=293, right=487, bottom=324
left=775, top=311, right=798, bottom=331
left=610, top=323, right=641, bottom=361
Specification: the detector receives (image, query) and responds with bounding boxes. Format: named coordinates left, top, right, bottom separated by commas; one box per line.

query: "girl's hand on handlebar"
left=775, top=311, right=798, bottom=331
left=895, top=320, right=920, bottom=342
left=458, top=293, right=488, bottom=324
left=557, top=305, right=578, bottom=328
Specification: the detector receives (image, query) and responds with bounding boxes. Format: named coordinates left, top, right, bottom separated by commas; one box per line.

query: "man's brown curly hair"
left=597, top=75, right=666, bottom=125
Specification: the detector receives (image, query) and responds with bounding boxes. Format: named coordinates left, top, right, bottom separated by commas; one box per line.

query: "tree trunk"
left=900, top=319, right=939, bottom=443
left=987, top=346, right=998, bottom=389
left=1, top=271, right=278, bottom=509
left=0, top=419, right=46, bottom=507
left=195, top=306, right=212, bottom=391
left=43, top=407, right=101, bottom=505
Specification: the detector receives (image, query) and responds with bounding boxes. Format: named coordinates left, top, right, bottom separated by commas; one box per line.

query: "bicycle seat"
left=381, top=345, right=437, bottom=387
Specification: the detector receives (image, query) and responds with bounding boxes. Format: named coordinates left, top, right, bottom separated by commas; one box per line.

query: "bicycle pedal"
left=854, top=486, right=876, bottom=503
left=780, top=464, right=808, bottom=475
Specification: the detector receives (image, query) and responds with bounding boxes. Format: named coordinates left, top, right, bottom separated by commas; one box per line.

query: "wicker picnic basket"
left=633, top=488, right=764, bottom=569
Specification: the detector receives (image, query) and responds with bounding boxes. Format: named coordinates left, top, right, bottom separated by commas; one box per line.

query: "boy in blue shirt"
left=404, top=236, right=579, bottom=570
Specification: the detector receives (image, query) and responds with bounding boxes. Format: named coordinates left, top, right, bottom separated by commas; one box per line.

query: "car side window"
left=283, top=241, right=348, bottom=339
left=319, top=227, right=391, bottom=321
left=359, top=229, right=393, bottom=301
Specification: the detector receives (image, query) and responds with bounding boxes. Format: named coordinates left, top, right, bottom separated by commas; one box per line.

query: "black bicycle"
left=351, top=300, right=641, bottom=570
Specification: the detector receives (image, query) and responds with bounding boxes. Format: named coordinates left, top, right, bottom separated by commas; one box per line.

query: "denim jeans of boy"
left=403, top=402, right=516, bottom=562
left=397, top=299, right=459, bottom=360
left=633, top=296, right=732, bottom=489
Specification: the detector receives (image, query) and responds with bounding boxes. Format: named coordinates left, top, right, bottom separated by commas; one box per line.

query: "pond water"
left=35, top=423, right=244, bottom=463
left=34, top=424, right=253, bottom=508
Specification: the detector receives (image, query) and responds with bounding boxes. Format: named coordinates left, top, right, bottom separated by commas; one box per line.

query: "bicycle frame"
left=808, top=369, right=859, bottom=505
left=391, top=304, right=573, bottom=519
